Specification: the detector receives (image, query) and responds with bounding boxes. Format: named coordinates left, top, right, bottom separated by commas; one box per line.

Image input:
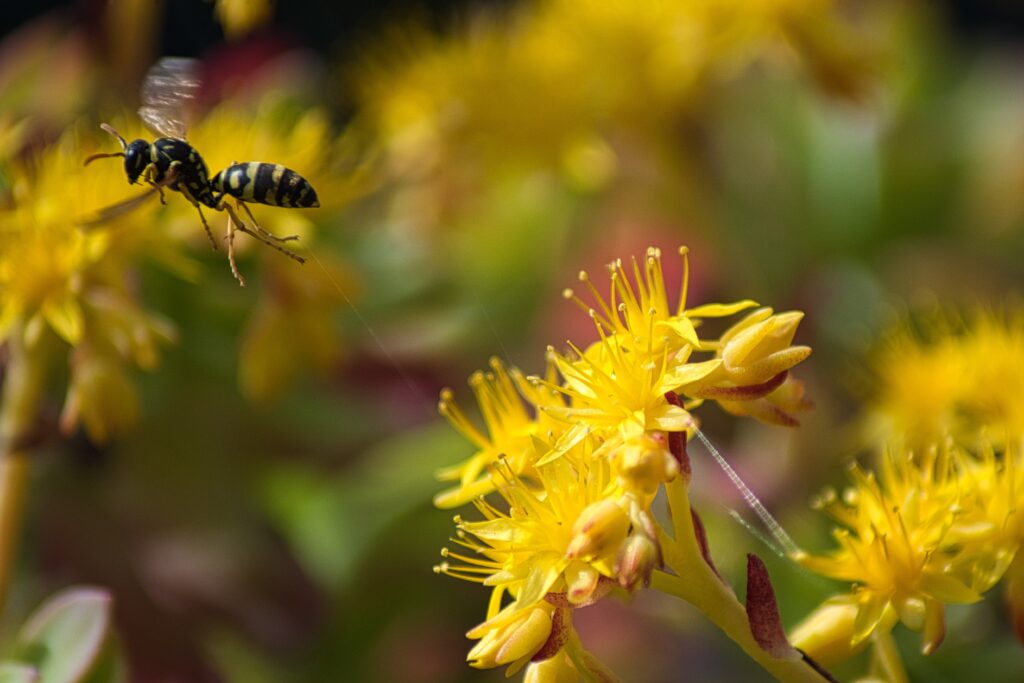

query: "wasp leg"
left=194, top=204, right=217, bottom=251
left=221, top=202, right=306, bottom=265
left=78, top=166, right=181, bottom=228
left=143, top=164, right=168, bottom=205
left=237, top=200, right=300, bottom=243
left=224, top=207, right=246, bottom=287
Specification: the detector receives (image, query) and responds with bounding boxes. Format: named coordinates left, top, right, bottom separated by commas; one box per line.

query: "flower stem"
left=652, top=476, right=831, bottom=683
left=0, top=326, right=47, bottom=612
left=869, top=629, right=908, bottom=683
left=564, top=629, right=624, bottom=683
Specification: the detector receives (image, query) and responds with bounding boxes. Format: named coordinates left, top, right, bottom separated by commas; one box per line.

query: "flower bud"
left=615, top=432, right=678, bottom=495
left=566, top=499, right=630, bottom=562
left=565, top=562, right=601, bottom=605
left=688, top=309, right=811, bottom=394
left=467, top=602, right=554, bottom=674
left=524, top=651, right=578, bottom=683
left=60, top=351, right=138, bottom=444
left=615, top=533, right=660, bottom=591
left=789, top=598, right=869, bottom=666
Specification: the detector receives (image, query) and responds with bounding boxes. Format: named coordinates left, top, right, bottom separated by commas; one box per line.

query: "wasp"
left=82, top=58, right=320, bottom=286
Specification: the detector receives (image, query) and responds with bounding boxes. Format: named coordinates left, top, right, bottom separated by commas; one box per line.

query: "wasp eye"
left=123, top=140, right=150, bottom=183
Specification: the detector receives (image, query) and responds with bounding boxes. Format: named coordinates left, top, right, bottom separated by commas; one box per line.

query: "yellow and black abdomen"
left=210, top=162, right=320, bottom=209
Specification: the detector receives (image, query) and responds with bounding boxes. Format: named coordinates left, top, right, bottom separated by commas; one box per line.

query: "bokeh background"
left=1, top=0, right=1023, bottom=681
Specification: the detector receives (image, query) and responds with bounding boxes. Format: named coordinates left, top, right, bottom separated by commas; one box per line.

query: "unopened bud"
left=60, top=352, right=139, bottom=444
left=524, top=651, right=578, bottom=683
left=789, top=599, right=870, bottom=666
left=565, top=500, right=629, bottom=561
left=467, top=604, right=554, bottom=673
left=615, top=534, right=660, bottom=591
left=616, top=433, right=678, bottom=495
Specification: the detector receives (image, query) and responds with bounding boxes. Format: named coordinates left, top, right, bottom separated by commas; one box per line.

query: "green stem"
left=652, top=477, right=830, bottom=683
left=869, top=629, right=908, bottom=683
left=0, top=326, right=48, bottom=612
left=564, top=630, right=624, bottom=683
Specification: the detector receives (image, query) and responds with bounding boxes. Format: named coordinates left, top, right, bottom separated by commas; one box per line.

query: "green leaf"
left=261, top=422, right=472, bottom=586
left=15, top=587, right=118, bottom=683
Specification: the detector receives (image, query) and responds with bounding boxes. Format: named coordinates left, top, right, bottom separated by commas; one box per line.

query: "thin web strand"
left=689, top=424, right=801, bottom=557
left=309, top=250, right=434, bottom=409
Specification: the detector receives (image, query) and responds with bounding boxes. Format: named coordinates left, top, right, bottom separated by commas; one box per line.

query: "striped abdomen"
left=210, top=162, right=320, bottom=208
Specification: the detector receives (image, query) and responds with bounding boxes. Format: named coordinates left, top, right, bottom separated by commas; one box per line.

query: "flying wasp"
left=82, top=57, right=320, bottom=286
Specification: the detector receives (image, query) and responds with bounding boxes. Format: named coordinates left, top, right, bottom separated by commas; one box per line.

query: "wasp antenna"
left=99, top=123, right=128, bottom=151
left=83, top=152, right=125, bottom=167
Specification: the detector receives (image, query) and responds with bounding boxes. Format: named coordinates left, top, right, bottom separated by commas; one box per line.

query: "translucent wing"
left=78, top=168, right=180, bottom=228
left=137, top=57, right=200, bottom=140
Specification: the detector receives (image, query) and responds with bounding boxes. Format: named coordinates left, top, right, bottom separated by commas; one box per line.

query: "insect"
left=82, top=57, right=320, bottom=286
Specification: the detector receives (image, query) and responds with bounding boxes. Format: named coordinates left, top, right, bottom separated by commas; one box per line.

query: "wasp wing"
left=138, top=57, right=201, bottom=141
left=78, top=168, right=181, bottom=228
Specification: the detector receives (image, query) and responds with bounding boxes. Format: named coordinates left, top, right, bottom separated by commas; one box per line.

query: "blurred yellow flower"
left=354, top=0, right=871, bottom=239
left=865, top=310, right=1024, bottom=450
left=0, top=125, right=180, bottom=442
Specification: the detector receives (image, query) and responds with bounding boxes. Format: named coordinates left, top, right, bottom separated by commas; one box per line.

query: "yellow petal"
left=42, top=295, right=84, bottom=345
left=686, top=300, right=758, bottom=318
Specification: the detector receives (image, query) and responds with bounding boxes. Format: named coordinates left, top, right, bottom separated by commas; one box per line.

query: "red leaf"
left=745, top=554, right=798, bottom=660
left=691, top=371, right=788, bottom=400
left=663, top=392, right=691, bottom=478
left=691, top=508, right=724, bottom=583
left=532, top=606, right=571, bottom=662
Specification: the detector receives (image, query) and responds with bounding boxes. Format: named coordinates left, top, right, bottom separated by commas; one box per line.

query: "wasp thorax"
left=123, top=140, right=151, bottom=184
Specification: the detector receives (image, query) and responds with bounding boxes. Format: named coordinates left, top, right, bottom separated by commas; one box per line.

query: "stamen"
left=677, top=246, right=690, bottom=316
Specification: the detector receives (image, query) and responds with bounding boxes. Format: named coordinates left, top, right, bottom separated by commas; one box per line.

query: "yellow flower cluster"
left=435, top=247, right=812, bottom=677
left=864, top=310, right=1024, bottom=450
left=794, top=311, right=1024, bottom=679
left=0, top=126, right=179, bottom=443
left=0, top=88, right=359, bottom=440
left=353, top=0, right=869, bottom=234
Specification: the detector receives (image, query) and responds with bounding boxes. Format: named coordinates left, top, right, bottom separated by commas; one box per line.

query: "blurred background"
left=1, top=0, right=1023, bottom=681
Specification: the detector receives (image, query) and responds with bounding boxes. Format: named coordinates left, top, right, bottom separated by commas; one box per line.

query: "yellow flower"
left=0, top=128, right=150, bottom=347
left=464, top=599, right=567, bottom=676
left=794, top=448, right=985, bottom=656
left=355, top=0, right=868, bottom=192
left=436, top=446, right=620, bottom=609
left=523, top=650, right=579, bottom=683
left=435, top=244, right=818, bottom=679
left=789, top=596, right=877, bottom=667
left=864, top=309, right=1024, bottom=450
left=435, top=357, right=566, bottom=508
left=562, top=247, right=754, bottom=363
left=238, top=251, right=359, bottom=402
left=952, top=442, right=1024, bottom=593
left=0, top=125, right=180, bottom=440
left=541, top=336, right=714, bottom=455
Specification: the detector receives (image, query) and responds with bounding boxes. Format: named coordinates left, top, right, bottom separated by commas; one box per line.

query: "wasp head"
left=123, top=140, right=151, bottom=184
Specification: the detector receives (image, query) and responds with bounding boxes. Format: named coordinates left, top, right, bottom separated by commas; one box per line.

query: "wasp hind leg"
left=237, top=200, right=300, bottom=243
left=224, top=207, right=246, bottom=287
left=221, top=202, right=306, bottom=265
left=193, top=204, right=218, bottom=251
